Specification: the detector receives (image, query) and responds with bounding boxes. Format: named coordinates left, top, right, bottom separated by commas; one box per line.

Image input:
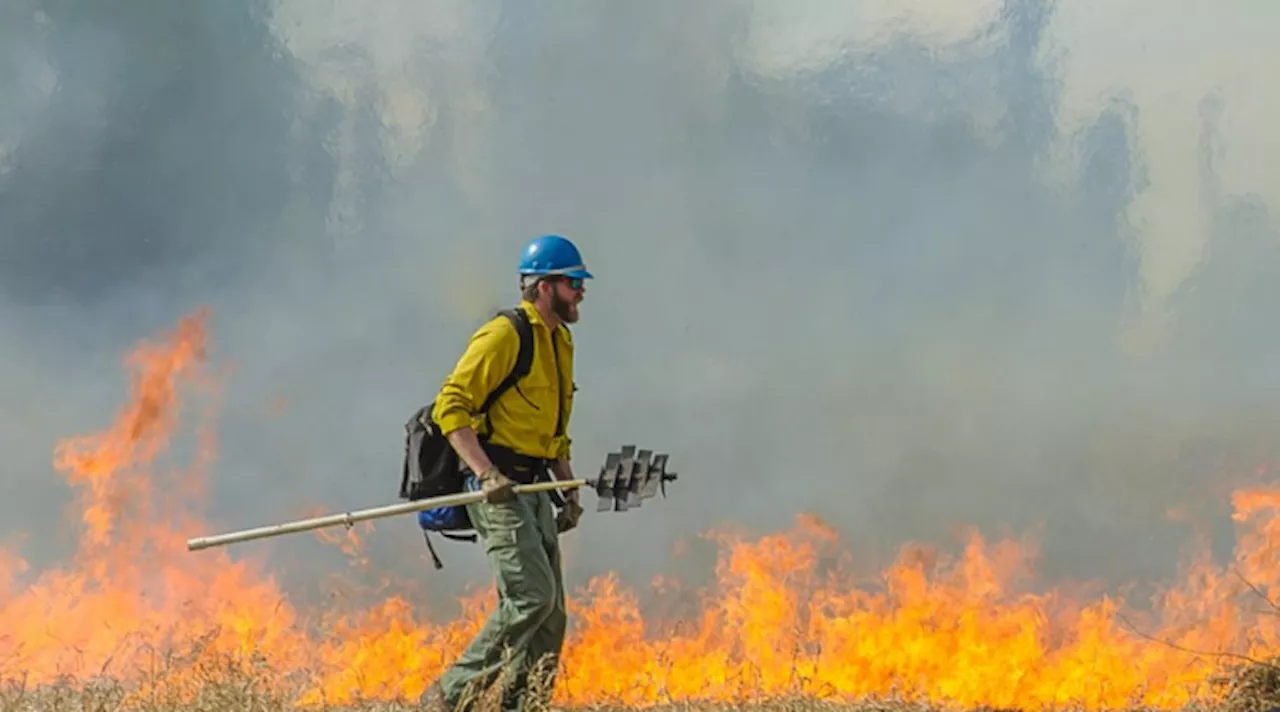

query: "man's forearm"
left=551, top=458, right=573, bottom=479
left=446, top=427, right=496, bottom=476
left=551, top=458, right=578, bottom=501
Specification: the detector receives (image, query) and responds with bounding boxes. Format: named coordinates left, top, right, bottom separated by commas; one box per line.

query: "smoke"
left=2, top=0, right=1279, bottom=613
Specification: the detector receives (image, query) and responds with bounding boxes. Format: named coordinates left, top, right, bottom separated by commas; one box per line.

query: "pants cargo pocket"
left=481, top=503, right=542, bottom=609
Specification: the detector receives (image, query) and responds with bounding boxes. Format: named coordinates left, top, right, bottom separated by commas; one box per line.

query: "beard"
left=551, top=289, right=579, bottom=323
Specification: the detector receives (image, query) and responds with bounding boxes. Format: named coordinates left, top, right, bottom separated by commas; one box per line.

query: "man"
left=420, top=234, right=591, bottom=712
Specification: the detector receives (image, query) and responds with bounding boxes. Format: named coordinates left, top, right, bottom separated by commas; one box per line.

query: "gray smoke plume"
left=2, top=0, right=1279, bottom=615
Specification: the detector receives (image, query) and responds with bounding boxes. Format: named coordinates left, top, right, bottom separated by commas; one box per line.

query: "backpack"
left=400, top=308, right=535, bottom=569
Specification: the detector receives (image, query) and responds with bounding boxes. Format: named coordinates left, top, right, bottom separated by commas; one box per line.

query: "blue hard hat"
left=518, top=234, right=593, bottom=280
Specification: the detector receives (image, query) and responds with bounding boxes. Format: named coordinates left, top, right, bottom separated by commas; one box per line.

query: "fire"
left=2, top=309, right=1279, bottom=710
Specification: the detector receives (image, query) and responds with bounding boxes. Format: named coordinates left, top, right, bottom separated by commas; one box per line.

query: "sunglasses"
left=549, top=276, right=585, bottom=290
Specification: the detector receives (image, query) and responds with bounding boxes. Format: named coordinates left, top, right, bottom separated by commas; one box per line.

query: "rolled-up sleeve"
left=432, top=317, right=518, bottom=436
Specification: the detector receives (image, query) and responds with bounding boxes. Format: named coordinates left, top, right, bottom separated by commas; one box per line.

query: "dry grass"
left=2, top=651, right=1278, bottom=712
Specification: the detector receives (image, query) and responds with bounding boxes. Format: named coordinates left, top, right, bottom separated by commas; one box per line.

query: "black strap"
left=480, top=308, right=534, bottom=437
left=422, top=531, right=443, bottom=570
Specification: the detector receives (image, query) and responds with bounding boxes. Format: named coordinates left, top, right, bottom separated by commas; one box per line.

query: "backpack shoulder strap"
left=479, top=307, right=534, bottom=422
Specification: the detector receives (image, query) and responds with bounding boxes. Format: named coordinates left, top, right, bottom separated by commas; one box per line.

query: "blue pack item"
left=416, top=501, right=472, bottom=532
left=401, top=309, right=534, bottom=569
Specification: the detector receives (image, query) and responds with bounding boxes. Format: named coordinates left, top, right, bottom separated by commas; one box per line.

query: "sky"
left=2, top=0, right=1279, bottom=611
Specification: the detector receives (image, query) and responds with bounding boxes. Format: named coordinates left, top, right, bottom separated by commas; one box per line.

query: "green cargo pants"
left=436, top=475, right=567, bottom=711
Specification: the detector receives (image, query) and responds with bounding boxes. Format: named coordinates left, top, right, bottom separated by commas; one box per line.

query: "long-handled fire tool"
left=186, top=446, right=677, bottom=552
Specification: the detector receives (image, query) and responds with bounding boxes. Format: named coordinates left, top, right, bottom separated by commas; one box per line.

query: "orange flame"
left=2, top=309, right=1279, bottom=710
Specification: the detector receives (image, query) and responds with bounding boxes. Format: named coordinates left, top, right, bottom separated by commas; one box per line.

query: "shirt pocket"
left=521, top=333, right=558, bottom=393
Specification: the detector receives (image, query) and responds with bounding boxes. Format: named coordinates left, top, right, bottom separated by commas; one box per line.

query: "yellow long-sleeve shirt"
left=432, top=301, right=575, bottom=461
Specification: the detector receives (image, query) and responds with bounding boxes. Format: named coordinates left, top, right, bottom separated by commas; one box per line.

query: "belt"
left=480, top=441, right=552, bottom=485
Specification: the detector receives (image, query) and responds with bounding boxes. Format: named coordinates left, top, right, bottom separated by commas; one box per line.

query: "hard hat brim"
left=518, top=266, right=593, bottom=279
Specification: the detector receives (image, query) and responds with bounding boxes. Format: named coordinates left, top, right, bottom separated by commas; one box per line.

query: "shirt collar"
left=519, top=299, right=556, bottom=331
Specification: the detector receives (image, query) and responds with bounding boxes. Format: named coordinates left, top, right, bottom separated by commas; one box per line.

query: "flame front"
left=2, top=309, right=1278, bottom=710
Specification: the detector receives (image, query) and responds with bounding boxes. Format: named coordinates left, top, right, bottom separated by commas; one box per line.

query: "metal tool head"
left=587, top=445, right=678, bottom=512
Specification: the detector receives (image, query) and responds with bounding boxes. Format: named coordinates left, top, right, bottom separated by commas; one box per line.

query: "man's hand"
left=478, top=466, right=516, bottom=504
left=551, top=457, right=581, bottom=531
left=552, top=458, right=578, bottom=504
left=444, top=427, right=515, bottom=504
left=556, top=499, right=583, bottom=533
